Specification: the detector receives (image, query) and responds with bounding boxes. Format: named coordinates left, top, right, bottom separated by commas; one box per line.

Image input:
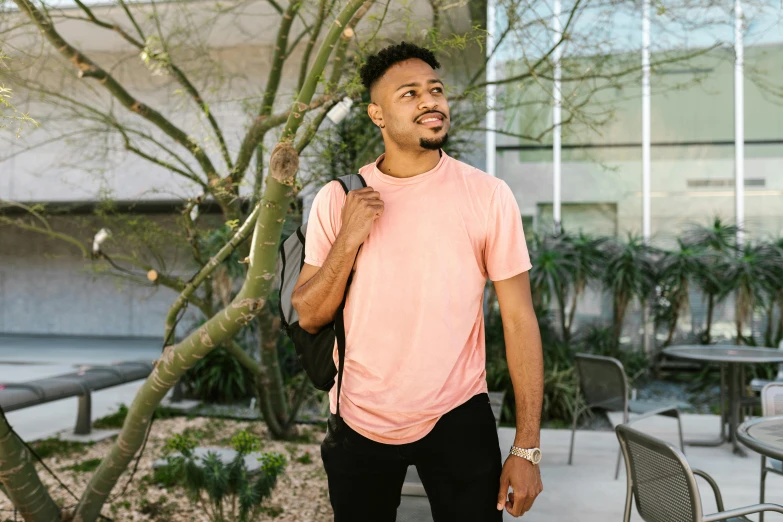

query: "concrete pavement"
left=2, top=336, right=780, bottom=521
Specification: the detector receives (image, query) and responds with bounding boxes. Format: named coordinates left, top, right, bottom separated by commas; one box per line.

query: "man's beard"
left=420, top=132, right=449, bottom=150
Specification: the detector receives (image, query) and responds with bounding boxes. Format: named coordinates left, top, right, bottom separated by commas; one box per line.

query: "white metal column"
left=735, top=0, right=745, bottom=247
left=642, top=0, right=652, bottom=356
left=486, top=0, right=497, bottom=178
left=553, top=0, right=562, bottom=234
left=642, top=0, right=651, bottom=244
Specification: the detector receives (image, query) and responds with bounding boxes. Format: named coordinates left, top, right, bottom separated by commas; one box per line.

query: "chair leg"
left=568, top=406, right=584, bottom=466
left=615, top=445, right=622, bottom=480
left=623, top=462, right=633, bottom=522
left=760, top=457, right=767, bottom=522
left=675, top=410, right=685, bottom=455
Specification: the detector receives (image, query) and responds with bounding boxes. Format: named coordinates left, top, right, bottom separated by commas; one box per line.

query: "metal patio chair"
left=616, top=423, right=783, bottom=522
left=759, top=382, right=783, bottom=522
left=751, top=341, right=783, bottom=393
left=569, top=353, right=686, bottom=479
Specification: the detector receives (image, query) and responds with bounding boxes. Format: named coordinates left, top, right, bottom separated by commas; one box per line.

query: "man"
left=291, top=42, right=544, bottom=521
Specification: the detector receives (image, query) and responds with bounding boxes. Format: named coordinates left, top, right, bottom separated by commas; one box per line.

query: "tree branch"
left=73, top=3, right=368, bottom=515
left=117, top=0, right=146, bottom=43
left=281, top=0, right=372, bottom=143
left=12, top=0, right=227, bottom=209
left=297, top=0, right=329, bottom=94
left=0, top=204, right=208, bottom=312
left=65, top=0, right=234, bottom=173
left=0, top=408, right=61, bottom=522
left=325, top=0, right=373, bottom=94
left=233, top=93, right=333, bottom=183
left=295, top=103, right=334, bottom=153
left=121, top=133, right=208, bottom=190
left=468, top=0, right=583, bottom=92
left=0, top=214, right=90, bottom=258
left=163, top=202, right=262, bottom=344
left=260, top=1, right=302, bottom=119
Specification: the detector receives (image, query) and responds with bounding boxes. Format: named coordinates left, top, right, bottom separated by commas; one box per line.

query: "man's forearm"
left=292, top=233, right=359, bottom=333
left=504, top=315, right=544, bottom=448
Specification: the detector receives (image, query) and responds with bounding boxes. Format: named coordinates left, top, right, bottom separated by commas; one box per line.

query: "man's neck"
left=377, top=146, right=442, bottom=179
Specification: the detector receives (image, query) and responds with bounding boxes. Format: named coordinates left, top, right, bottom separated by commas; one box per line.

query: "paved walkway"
left=496, top=413, right=776, bottom=521
left=400, top=412, right=778, bottom=521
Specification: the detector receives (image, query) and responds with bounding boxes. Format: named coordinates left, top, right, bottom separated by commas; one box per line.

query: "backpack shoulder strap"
left=335, top=173, right=367, bottom=193
left=332, top=172, right=365, bottom=419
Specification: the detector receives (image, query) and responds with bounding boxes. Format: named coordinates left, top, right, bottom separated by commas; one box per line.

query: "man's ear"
left=368, top=103, right=385, bottom=129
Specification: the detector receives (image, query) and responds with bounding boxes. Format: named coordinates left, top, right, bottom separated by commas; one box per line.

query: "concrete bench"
left=0, top=361, right=153, bottom=436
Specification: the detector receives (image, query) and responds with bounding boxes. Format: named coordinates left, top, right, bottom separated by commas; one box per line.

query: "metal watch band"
left=510, top=445, right=542, bottom=464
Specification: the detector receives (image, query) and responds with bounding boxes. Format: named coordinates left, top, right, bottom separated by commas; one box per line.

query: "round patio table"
left=663, top=345, right=783, bottom=456
left=737, top=415, right=783, bottom=461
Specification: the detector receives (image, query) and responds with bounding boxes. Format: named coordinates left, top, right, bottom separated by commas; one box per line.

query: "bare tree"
left=0, top=0, right=760, bottom=519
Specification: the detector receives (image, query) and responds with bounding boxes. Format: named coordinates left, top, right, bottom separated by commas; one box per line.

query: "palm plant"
left=528, top=233, right=577, bottom=339
left=560, top=232, right=607, bottom=343
left=766, top=238, right=783, bottom=347
left=682, top=217, right=739, bottom=344
left=717, top=242, right=782, bottom=345
left=657, top=239, right=711, bottom=347
left=602, top=234, right=657, bottom=349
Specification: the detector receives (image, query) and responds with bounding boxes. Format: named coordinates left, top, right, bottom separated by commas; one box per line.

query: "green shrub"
left=154, top=430, right=286, bottom=522
left=181, top=346, right=256, bottom=404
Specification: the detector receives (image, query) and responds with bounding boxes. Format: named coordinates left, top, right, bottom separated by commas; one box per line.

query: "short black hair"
left=359, top=42, right=441, bottom=92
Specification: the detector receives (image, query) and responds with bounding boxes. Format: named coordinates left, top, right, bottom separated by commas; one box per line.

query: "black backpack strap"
left=335, top=173, right=367, bottom=193
left=334, top=276, right=350, bottom=418
left=332, top=173, right=366, bottom=418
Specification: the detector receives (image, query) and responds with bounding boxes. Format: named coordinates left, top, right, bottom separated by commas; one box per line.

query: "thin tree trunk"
left=258, top=303, right=289, bottom=426
left=0, top=409, right=61, bottom=522
left=556, top=288, right=568, bottom=343
left=566, top=285, right=581, bottom=343
left=665, top=310, right=680, bottom=347
left=764, top=300, right=775, bottom=348
left=613, top=294, right=629, bottom=350
left=776, top=297, right=783, bottom=347
left=73, top=188, right=282, bottom=520
left=705, top=293, right=715, bottom=344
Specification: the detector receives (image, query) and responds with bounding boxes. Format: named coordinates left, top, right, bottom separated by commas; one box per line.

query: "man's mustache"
left=415, top=110, right=448, bottom=123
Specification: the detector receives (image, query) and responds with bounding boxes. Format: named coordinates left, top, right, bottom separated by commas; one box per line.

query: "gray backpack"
left=277, top=174, right=366, bottom=411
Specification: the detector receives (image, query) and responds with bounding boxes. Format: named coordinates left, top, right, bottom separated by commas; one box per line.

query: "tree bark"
left=704, top=293, right=715, bottom=344
left=0, top=409, right=61, bottom=522
left=566, top=284, right=582, bottom=343
left=68, top=3, right=370, bottom=518
left=258, top=303, right=289, bottom=427
left=764, top=300, right=775, bottom=348
left=665, top=310, right=680, bottom=347
left=613, top=294, right=629, bottom=349
left=776, top=295, right=783, bottom=347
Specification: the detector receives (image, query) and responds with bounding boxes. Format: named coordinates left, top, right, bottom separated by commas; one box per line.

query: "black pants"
left=321, top=393, right=503, bottom=522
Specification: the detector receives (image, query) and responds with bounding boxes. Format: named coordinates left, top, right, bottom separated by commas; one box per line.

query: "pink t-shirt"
left=304, top=152, right=532, bottom=444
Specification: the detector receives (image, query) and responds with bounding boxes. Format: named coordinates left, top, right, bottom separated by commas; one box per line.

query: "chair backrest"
left=762, top=382, right=783, bottom=417
left=574, top=353, right=628, bottom=412
left=616, top=424, right=702, bottom=522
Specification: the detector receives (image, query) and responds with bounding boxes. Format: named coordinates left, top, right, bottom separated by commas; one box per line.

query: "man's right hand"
left=340, top=187, right=384, bottom=249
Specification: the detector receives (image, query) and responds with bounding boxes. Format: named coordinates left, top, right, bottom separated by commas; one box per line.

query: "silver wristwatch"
left=510, top=445, right=542, bottom=465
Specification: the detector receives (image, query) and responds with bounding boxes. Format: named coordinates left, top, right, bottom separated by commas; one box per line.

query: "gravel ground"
left=0, top=417, right=331, bottom=522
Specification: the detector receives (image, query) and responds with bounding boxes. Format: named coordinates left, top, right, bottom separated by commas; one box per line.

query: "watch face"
left=532, top=448, right=542, bottom=464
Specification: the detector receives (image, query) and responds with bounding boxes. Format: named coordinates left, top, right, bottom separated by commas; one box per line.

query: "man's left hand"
left=496, top=455, right=543, bottom=517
